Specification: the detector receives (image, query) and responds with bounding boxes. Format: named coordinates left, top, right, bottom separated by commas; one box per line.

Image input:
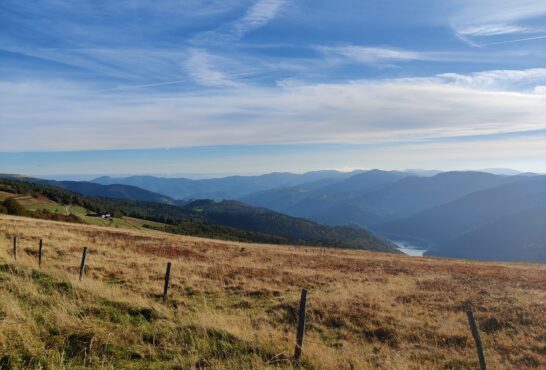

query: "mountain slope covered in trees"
left=242, top=171, right=528, bottom=227
left=0, top=178, right=396, bottom=252
left=425, top=206, right=546, bottom=263
left=375, top=176, right=546, bottom=246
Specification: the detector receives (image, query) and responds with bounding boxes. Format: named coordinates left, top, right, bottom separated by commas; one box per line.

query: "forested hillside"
left=426, top=206, right=546, bottom=262
left=376, top=176, right=546, bottom=245
left=0, top=178, right=396, bottom=252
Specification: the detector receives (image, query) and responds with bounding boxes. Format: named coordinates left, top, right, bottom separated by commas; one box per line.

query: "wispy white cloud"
left=233, top=0, right=286, bottom=37
left=450, top=0, right=546, bottom=46
left=193, top=0, right=287, bottom=43
left=457, top=24, right=536, bottom=37
left=437, top=68, right=546, bottom=91
left=182, top=49, right=244, bottom=88
left=483, top=34, right=546, bottom=46
left=0, top=46, right=187, bottom=82
left=2, top=69, right=545, bottom=152
left=317, top=45, right=424, bottom=64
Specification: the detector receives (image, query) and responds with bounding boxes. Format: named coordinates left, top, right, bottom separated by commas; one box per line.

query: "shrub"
left=1, top=198, right=27, bottom=216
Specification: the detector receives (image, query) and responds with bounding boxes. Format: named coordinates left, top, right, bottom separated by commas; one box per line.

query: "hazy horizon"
left=4, top=167, right=542, bottom=182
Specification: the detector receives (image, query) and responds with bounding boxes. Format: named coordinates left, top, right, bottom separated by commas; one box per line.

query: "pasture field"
left=18, top=198, right=164, bottom=231
left=0, top=214, right=544, bottom=369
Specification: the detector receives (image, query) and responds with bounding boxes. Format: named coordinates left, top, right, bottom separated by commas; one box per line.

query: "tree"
left=1, top=198, right=27, bottom=216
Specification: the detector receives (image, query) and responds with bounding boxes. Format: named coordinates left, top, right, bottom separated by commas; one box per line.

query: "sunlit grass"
left=0, top=214, right=544, bottom=369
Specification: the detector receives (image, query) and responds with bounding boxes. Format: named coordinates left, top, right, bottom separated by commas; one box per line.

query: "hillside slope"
left=375, top=175, right=546, bottom=246
left=1, top=215, right=545, bottom=369
left=36, top=179, right=176, bottom=204
left=426, top=206, right=546, bottom=263
left=0, top=179, right=396, bottom=252
left=181, top=199, right=394, bottom=251
left=349, top=171, right=525, bottom=224
left=243, top=171, right=525, bottom=227
left=241, top=170, right=408, bottom=219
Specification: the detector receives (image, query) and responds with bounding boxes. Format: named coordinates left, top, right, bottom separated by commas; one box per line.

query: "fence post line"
left=294, top=288, right=308, bottom=360
left=38, top=239, right=43, bottom=267
left=163, top=262, right=172, bottom=303
left=79, top=247, right=88, bottom=281
left=13, top=236, right=17, bottom=260
left=466, top=302, right=487, bottom=370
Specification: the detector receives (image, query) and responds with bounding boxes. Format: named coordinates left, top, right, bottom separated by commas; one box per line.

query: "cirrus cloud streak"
left=1, top=69, right=545, bottom=152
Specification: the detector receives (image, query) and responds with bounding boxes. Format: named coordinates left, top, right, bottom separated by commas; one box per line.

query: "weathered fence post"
left=13, top=236, right=17, bottom=260
left=79, top=247, right=88, bottom=281
left=163, top=262, right=172, bottom=303
left=38, top=239, right=43, bottom=267
left=294, top=288, right=308, bottom=360
left=466, top=302, right=487, bottom=370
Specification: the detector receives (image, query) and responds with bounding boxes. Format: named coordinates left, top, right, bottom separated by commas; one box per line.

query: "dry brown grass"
left=0, top=191, right=15, bottom=201
left=0, top=192, right=54, bottom=205
left=0, top=214, right=545, bottom=369
left=15, top=196, right=56, bottom=206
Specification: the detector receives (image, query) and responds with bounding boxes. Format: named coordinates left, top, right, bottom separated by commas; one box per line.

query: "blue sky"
left=1, top=0, right=545, bottom=176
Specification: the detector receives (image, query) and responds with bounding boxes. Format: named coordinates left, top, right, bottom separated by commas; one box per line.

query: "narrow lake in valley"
left=392, top=240, right=427, bottom=256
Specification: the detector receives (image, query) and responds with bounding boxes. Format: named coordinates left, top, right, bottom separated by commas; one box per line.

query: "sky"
left=1, top=0, right=545, bottom=177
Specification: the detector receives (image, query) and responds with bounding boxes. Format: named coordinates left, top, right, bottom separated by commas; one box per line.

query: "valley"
left=79, top=170, right=546, bottom=263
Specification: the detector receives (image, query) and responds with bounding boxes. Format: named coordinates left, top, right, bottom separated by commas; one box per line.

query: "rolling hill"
left=41, top=180, right=176, bottom=204
left=0, top=178, right=396, bottom=252
left=344, top=171, right=527, bottom=224
left=375, top=175, right=546, bottom=246
left=426, top=206, right=546, bottom=263
left=179, top=199, right=395, bottom=251
left=242, top=171, right=528, bottom=227
left=240, top=170, right=409, bottom=217
left=1, top=215, right=545, bottom=369
left=0, top=175, right=175, bottom=204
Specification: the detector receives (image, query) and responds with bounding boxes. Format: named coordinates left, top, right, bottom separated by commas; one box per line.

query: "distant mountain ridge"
left=375, top=175, right=546, bottom=247
left=426, top=205, right=546, bottom=263
left=92, top=170, right=365, bottom=200
left=242, top=171, right=528, bottom=227
left=240, top=169, right=410, bottom=225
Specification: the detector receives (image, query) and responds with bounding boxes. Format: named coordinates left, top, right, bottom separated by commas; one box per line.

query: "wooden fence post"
left=294, top=288, right=308, bottom=360
left=466, top=302, right=487, bottom=370
left=13, top=236, right=17, bottom=260
left=38, top=239, right=43, bottom=267
left=163, top=262, right=172, bottom=303
left=79, top=247, right=88, bottom=281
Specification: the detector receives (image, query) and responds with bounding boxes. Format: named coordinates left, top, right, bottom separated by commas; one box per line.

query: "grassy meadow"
left=0, top=214, right=545, bottom=369
left=6, top=190, right=166, bottom=231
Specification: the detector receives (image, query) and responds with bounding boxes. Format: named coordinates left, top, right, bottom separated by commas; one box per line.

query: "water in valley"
left=392, top=241, right=427, bottom=257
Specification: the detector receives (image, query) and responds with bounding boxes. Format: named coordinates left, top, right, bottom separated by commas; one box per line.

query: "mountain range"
left=241, top=171, right=528, bottom=226
left=3, top=168, right=544, bottom=263
left=89, top=170, right=545, bottom=263
left=93, top=170, right=364, bottom=200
